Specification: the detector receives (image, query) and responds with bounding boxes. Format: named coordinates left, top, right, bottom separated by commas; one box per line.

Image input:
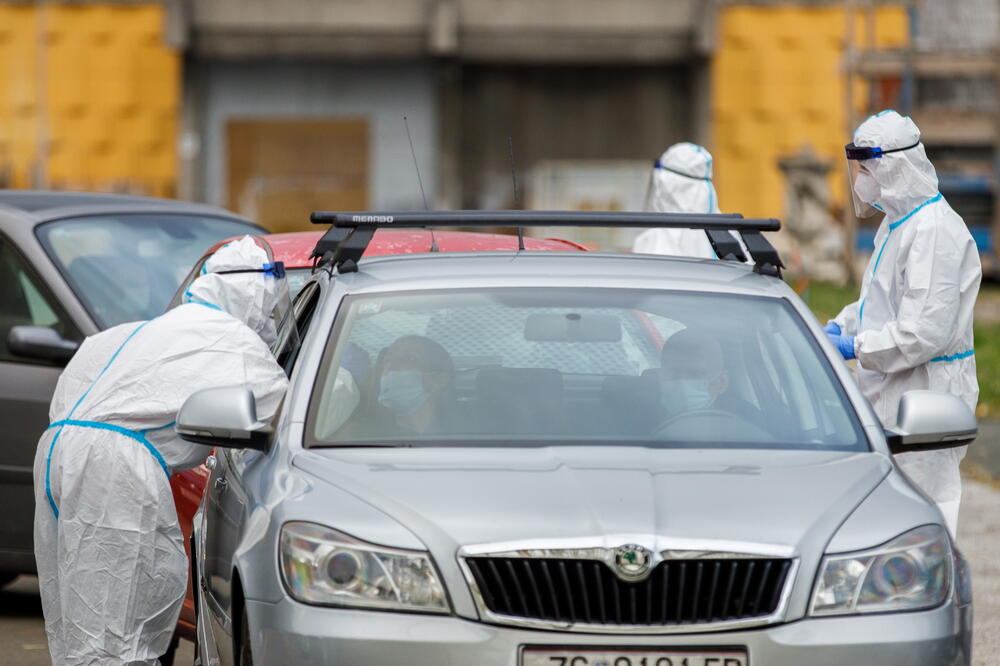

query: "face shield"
left=845, top=141, right=919, bottom=217
left=216, top=261, right=299, bottom=353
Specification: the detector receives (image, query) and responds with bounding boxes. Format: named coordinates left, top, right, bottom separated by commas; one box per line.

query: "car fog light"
left=280, top=521, right=449, bottom=613
left=811, top=525, right=950, bottom=616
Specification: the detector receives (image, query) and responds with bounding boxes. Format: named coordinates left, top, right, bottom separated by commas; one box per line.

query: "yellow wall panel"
left=712, top=3, right=908, bottom=220
left=0, top=3, right=178, bottom=196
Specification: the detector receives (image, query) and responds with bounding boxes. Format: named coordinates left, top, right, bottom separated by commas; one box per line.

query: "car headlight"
left=280, top=521, right=449, bottom=613
left=811, top=525, right=951, bottom=616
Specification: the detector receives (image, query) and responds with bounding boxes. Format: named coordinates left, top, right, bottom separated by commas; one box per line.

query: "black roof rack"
left=309, top=210, right=784, bottom=278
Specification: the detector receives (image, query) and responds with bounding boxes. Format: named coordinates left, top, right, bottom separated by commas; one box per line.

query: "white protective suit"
left=833, top=111, right=981, bottom=536
left=33, top=235, right=289, bottom=665
left=632, top=142, right=745, bottom=259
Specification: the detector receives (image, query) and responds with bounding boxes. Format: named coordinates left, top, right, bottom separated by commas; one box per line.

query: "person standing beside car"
left=824, top=110, right=981, bottom=538
left=32, top=236, right=289, bottom=665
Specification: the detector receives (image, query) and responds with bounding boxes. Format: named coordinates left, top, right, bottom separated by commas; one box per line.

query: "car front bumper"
left=246, top=597, right=971, bottom=666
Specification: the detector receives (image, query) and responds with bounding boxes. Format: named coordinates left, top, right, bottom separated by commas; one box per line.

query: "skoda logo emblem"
left=613, top=544, right=652, bottom=580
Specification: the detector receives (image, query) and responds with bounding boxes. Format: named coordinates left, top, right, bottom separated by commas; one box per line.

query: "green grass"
left=804, top=281, right=999, bottom=417
left=973, top=322, right=1000, bottom=417
left=801, top=280, right=859, bottom=325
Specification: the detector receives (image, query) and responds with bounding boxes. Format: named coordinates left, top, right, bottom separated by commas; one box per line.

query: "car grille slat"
left=690, top=561, right=704, bottom=623
left=676, top=561, right=687, bottom=622
left=556, top=560, right=577, bottom=621
left=768, top=561, right=792, bottom=611
left=750, top=560, right=773, bottom=616
left=487, top=559, right=515, bottom=613
left=659, top=562, right=669, bottom=623
left=705, top=560, right=722, bottom=620
left=602, top=572, right=622, bottom=624
left=592, top=561, right=607, bottom=624
left=720, top=560, right=739, bottom=620
left=520, top=560, right=545, bottom=618
left=467, top=556, right=791, bottom=627
left=574, top=561, right=592, bottom=623
left=735, top=560, right=755, bottom=617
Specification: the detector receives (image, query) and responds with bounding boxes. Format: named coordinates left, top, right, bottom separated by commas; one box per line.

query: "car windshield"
left=307, top=288, right=866, bottom=451
left=36, top=214, right=260, bottom=328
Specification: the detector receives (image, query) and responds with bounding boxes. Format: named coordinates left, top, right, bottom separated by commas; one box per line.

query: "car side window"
left=0, top=236, right=79, bottom=362
left=276, top=281, right=321, bottom=374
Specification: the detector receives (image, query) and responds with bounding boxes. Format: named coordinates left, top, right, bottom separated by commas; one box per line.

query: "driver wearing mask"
left=657, top=329, right=767, bottom=434
left=658, top=328, right=729, bottom=418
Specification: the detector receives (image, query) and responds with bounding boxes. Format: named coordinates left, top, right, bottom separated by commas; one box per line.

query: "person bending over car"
left=32, top=237, right=289, bottom=665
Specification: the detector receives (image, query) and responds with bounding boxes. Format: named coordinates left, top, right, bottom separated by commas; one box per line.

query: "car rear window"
left=306, top=288, right=866, bottom=452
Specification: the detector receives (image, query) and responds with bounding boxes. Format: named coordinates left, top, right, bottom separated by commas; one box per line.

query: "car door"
left=0, top=235, right=81, bottom=574
left=200, top=279, right=323, bottom=644
left=201, top=447, right=247, bottom=663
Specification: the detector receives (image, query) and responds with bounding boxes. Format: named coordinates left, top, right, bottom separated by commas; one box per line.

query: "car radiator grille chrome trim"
left=458, top=544, right=798, bottom=634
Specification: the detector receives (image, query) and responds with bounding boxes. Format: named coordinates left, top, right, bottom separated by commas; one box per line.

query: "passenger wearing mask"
left=33, top=236, right=289, bottom=665
left=825, top=110, right=981, bottom=537
left=375, top=335, right=456, bottom=436
left=632, top=142, right=747, bottom=260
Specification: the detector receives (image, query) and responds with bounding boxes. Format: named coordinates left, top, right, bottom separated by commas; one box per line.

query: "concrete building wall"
left=191, top=60, right=437, bottom=224
left=182, top=0, right=702, bottom=63
left=457, top=64, right=698, bottom=209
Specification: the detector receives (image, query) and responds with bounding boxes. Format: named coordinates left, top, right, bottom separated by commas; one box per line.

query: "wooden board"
left=227, top=118, right=369, bottom=232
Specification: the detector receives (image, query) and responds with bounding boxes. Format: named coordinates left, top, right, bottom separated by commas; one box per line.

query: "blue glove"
left=822, top=321, right=841, bottom=336
left=827, top=333, right=856, bottom=360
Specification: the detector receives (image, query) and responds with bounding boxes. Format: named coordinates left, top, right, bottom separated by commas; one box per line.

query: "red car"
left=167, top=228, right=584, bottom=644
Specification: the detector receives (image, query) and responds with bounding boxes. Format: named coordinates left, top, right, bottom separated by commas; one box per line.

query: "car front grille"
left=465, top=556, right=792, bottom=626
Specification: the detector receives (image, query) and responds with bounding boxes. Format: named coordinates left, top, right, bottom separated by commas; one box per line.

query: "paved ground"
left=957, top=476, right=1000, bottom=665
left=1, top=476, right=997, bottom=664
left=0, top=577, right=194, bottom=665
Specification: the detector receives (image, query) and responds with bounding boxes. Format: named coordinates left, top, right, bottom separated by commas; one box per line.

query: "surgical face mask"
left=660, top=378, right=714, bottom=417
left=378, top=370, right=427, bottom=414
left=853, top=170, right=882, bottom=206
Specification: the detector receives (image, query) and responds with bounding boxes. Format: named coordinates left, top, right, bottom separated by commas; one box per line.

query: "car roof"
left=203, top=229, right=585, bottom=269
left=0, top=189, right=251, bottom=224
left=333, top=251, right=790, bottom=299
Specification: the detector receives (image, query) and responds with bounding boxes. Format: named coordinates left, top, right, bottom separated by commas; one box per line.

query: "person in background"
left=825, top=110, right=981, bottom=538
left=633, top=142, right=746, bottom=260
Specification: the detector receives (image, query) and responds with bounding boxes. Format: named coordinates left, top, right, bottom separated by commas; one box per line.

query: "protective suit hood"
left=185, top=235, right=285, bottom=344
left=633, top=142, right=744, bottom=260
left=648, top=142, right=721, bottom=215
left=853, top=111, right=939, bottom=220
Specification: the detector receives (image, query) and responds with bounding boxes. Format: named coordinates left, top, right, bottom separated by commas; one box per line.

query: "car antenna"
left=507, top=135, right=524, bottom=251
left=404, top=115, right=438, bottom=252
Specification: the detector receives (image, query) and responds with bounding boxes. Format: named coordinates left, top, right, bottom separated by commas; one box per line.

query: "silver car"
left=185, top=212, right=975, bottom=666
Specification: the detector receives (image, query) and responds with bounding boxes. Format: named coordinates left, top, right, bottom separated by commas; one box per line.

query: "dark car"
left=0, top=190, right=261, bottom=595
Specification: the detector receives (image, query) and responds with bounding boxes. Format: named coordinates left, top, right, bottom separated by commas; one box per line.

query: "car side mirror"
left=7, top=325, right=79, bottom=365
left=176, top=386, right=273, bottom=452
left=885, top=390, right=977, bottom=454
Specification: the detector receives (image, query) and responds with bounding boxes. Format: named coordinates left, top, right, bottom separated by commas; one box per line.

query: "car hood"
left=291, top=446, right=889, bottom=555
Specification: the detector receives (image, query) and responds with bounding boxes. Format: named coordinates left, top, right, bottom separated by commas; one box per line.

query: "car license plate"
left=521, top=649, right=748, bottom=666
